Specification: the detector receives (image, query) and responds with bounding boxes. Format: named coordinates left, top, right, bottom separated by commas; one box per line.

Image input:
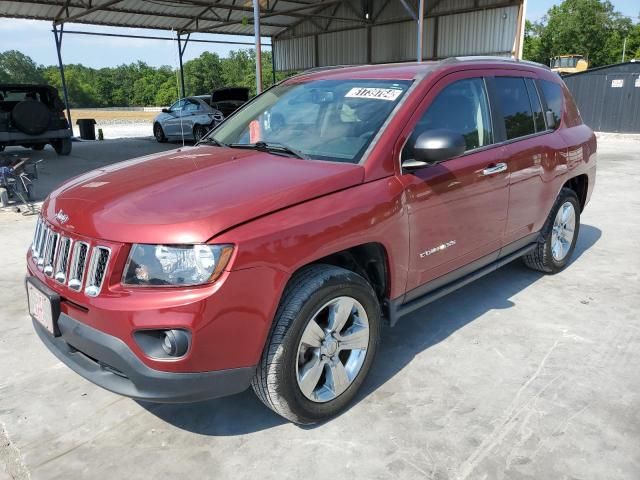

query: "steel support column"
left=52, top=24, right=73, bottom=136
left=177, top=33, right=190, bottom=98
left=417, top=0, right=425, bottom=62
left=271, top=41, right=277, bottom=85
left=254, top=0, right=263, bottom=94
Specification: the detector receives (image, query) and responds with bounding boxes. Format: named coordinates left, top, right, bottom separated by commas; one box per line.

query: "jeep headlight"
left=123, top=244, right=233, bottom=286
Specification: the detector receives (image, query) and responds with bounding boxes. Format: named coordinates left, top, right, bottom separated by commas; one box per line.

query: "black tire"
left=523, top=187, right=580, bottom=274
left=154, top=123, right=167, bottom=143
left=0, top=145, right=5, bottom=152
left=52, top=138, right=72, bottom=156
left=193, top=124, right=208, bottom=142
left=252, top=264, right=381, bottom=424
left=31, top=144, right=45, bottom=151
left=11, top=100, right=50, bottom=135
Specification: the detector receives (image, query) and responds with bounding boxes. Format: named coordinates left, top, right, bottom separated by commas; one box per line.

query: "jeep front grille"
left=31, top=217, right=112, bottom=297
left=54, top=237, right=72, bottom=284
left=68, top=241, right=89, bottom=291
left=85, top=247, right=111, bottom=297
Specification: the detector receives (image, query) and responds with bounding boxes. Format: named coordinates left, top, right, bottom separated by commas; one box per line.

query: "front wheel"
left=252, top=265, right=381, bottom=424
left=523, top=187, right=580, bottom=273
left=154, top=123, right=167, bottom=143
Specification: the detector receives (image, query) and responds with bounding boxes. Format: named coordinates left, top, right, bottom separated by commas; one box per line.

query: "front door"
left=397, top=73, right=509, bottom=298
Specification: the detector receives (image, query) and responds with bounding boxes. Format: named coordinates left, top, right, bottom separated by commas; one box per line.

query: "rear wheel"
left=52, top=138, right=72, bottom=156
left=0, top=145, right=5, bottom=152
left=252, top=265, right=381, bottom=424
left=523, top=187, right=580, bottom=273
left=193, top=124, right=209, bottom=142
left=154, top=123, right=167, bottom=143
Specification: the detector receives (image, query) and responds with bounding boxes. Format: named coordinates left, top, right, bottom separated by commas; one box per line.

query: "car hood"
left=42, top=146, right=364, bottom=244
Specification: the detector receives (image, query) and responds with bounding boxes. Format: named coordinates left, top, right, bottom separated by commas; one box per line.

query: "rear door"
left=491, top=75, right=567, bottom=247
left=397, top=72, right=509, bottom=297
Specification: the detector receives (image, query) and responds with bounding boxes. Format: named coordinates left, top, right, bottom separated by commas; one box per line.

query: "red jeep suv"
left=26, top=58, right=596, bottom=424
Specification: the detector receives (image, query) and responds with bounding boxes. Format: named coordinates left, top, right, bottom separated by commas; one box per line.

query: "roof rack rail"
left=443, top=56, right=550, bottom=70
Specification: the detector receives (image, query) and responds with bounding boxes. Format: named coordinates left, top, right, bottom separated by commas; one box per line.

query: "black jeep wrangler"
left=0, top=84, right=72, bottom=155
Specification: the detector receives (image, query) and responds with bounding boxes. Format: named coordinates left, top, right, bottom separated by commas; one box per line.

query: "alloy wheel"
left=551, top=201, right=576, bottom=261
left=295, top=296, right=370, bottom=403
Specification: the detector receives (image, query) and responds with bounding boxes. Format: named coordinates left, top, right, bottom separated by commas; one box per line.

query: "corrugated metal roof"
left=274, top=0, right=524, bottom=71
left=0, top=0, right=346, bottom=37
left=1, top=0, right=525, bottom=72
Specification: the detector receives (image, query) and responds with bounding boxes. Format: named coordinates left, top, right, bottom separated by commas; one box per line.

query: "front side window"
left=495, top=77, right=536, bottom=140
left=539, top=80, right=564, bottom=129
left=169, top=99, right=186, bottom=113
left=402, top=78, right=493, bottom=161
left=210, top=79, right=411, bottom=163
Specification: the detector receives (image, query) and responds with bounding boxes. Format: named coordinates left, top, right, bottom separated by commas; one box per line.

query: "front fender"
left=214, top=176, right=410, bottom=300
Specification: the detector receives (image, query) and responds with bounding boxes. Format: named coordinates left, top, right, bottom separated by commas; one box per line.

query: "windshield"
left=208, top=78, right=411, bottom=163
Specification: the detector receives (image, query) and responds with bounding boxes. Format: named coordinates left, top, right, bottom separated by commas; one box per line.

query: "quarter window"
left=495, top=77, right=536, bottom=140
left=539, top=80, right=564, bottom=129
left=402, top=78, right=493, bottom=161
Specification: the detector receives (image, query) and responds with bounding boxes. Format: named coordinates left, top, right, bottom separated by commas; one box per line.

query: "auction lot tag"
left=345, top=87, right=403, bottom=101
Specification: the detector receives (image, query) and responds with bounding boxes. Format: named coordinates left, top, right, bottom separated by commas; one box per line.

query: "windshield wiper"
left=198, top=136, right=227, bottom=147
left=227, top=141, right=308, bottom=160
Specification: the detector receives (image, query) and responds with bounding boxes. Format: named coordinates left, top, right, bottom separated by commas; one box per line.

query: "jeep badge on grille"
left=54, top=210, right=69, bottom=225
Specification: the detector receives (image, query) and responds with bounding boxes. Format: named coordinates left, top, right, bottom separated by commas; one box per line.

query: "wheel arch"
left=287, top=242, right=391, bottom=317
left=563, top=174, right=588, bottom=212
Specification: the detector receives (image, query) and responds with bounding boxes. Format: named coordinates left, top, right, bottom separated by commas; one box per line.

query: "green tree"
left=523, top=20, right=544, bottom=64
left=526, top=0, right=637, bottom=67
left=0, top=50, right=45, bottom=83
left=1, top=48, right=291, bottom=107
left=184, top=51, right=224, bottom=96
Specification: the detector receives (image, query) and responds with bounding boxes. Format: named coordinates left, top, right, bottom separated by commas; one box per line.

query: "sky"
left=0, top=1, right=638, bottom=69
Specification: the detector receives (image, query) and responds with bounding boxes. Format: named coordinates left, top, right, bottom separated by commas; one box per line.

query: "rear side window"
left=524, top=79, right=546, bottom=132
left=402, top=77, right=493, bottom=160
left=539, top=80, right=564, bottom=129
left=494, top=77, right=536, bottom=140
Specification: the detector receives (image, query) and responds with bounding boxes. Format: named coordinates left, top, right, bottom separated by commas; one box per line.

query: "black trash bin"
left=76, top=118, right=97, bottom=140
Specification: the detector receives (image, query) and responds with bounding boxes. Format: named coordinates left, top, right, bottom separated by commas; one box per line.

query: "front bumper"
left=33, top=312, right=255, bottom=403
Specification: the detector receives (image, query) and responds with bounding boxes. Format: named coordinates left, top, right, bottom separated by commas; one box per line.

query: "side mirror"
left=545, top=110, right=557, bottom=129
left=161, top=108, right=170, bottom=114
left=403, top=129, right=466, bottom=170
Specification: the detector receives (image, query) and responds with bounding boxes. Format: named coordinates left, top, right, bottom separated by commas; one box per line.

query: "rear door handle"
left=482, top=163, right=507, bottom=176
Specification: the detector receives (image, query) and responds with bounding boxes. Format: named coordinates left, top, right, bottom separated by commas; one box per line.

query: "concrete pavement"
left=1, top=136, right=638, bottom=480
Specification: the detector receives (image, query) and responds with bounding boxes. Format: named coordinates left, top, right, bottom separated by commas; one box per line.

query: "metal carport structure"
left=0, top=0, right=527, bottom=133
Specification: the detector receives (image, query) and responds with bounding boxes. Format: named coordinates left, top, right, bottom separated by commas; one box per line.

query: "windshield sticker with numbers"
left=345, top=87, right=403, bottom=101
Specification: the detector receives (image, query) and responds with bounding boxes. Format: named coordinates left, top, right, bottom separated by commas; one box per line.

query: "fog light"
left=161, top=329, right=190, bottom=357
left=133, top=329, right=191, bottom=359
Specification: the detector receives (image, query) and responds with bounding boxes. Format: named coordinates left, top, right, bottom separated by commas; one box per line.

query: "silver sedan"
left=153, top=95, right=224, bottom=143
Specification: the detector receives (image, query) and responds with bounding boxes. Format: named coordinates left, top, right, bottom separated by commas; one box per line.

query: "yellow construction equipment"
left=551, top=55, right=589, bottom=74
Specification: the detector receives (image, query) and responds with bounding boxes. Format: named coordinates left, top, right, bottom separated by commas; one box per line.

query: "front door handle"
left=482, top=163, right=507, bottom=176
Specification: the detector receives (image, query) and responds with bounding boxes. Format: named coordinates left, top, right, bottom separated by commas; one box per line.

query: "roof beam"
left=199, top=0, right=349, bottom=34
left=54, top=0, right=123, bottom=25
